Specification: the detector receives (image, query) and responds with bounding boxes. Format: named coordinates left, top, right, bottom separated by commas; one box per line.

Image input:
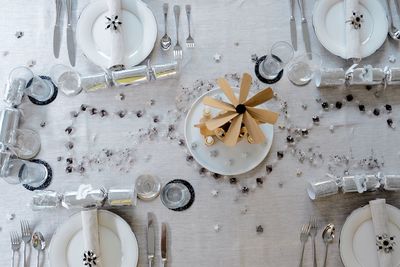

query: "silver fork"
left=309, top=217, right=318, bottom=267
left=173, top=5, right=183, bottom=59
left=185, top=5, right=195, bottom=48
left=299, top=223, right=311, bottom=267
left=20, top=220, right=31, bottom=267
left=10, top=231, right=21, bottom=267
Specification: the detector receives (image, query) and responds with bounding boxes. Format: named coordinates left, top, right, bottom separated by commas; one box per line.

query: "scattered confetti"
left=6, top=213, right=15, bottom=221
left=256, top=225, right=264, bottom=233
left=214, top=224, right=221, bottom=232
left=213, top=53, right=222, bottom=63
left=211, top=190, right=219, bottom=197
left=15, top=31, right=24, bottom=38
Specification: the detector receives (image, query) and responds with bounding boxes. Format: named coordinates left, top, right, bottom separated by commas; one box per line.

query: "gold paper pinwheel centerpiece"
left=196, top=73, right=279, bottom=147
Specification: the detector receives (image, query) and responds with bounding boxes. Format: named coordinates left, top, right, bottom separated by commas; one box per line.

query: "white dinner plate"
left=77, top=0, right=157, bottom=69
left=184, top=88, right=274, bottom=176
left=340, top=204, right=400, bottom=267
left=313, top=0, right=388, bottom=59
left=49, top=210, right=138, bottom=267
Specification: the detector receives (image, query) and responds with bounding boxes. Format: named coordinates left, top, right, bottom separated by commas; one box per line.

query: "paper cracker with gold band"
left=195, top=73, right=279, bottom=147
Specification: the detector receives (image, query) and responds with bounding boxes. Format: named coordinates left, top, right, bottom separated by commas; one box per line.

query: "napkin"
left=82, top=209, right=103, bottom=267
left=107, top=0, right=124, bottom=68
left=370, top=199, right=394, bottom=267
left=345, top=0, right=362, bottom=59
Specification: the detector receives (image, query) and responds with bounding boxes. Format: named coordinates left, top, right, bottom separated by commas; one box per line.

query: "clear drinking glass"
left=287, top=53, right=322, bottom=86
left=4, top=67, right=34, bottom=107
left=11, top=128, right=41, bottom=159
left=160, top=182, right=191, bottom=210
left=26, top=76, right=55, bottom=102
left=135, top=174, right=161, bottom=201
left=50, top=64, right=82, bottom=96
left=0, top=152, right=48, bottom=187
left=261, top=41, right=294, bottom=79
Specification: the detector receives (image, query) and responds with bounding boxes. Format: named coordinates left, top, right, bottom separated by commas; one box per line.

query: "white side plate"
left=340, top=204, right=400, bottom=267
left=184, top=88, right=274, bottom=176
left=313, top=0, right=388, bottom=59
left=49, top=210, right=138, bottom=267
left=77, top=0, right=157, bottom=68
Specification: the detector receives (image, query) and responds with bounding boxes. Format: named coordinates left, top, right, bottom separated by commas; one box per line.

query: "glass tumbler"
left=0, top=152, right=48, bottom=187
left=50, top=64, right=82, bottom=96
left=261, top=41, right=294, bottom=80
left=287, top=53, right=322, bottom=86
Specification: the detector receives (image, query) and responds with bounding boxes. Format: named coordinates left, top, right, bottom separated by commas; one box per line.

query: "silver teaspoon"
left=160, top=3, right=172, bottom=51
left=32, top=232, right=46, bottom=267
left=322, top=224, right=335, bottom=267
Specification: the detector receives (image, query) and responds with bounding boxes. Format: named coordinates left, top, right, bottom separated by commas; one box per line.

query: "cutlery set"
left=53, top=0, right=75, bottom=66
left=298, top=217, right=335, bottom=267
left=161, top=3, right=195, bottom=59
left=147, top=213, right=168, bottom=267
left=10, top=220, right=45, bottom=267
left=289, top=0, right=312, bottom=57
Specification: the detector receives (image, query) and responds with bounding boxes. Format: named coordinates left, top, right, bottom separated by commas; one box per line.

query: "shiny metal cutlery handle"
left=186, top=5, right=192, bottom=37
left=312, top=237, right=317, bottom=267
left=66, top=0, right=72, bottom=25
left=55, top=0, right=62, bottom=24
left=23, top=243, right=27, bottom=267
left=299, top=241, right=306, bottom=267
left=290, top=0, right=295, bottom=18
left=163, top=3, right=168, bottom=35
left=148, top=258, right=153, bottom=267
left=11, top=250, right=15, bottom=267
left=174, top=5, right=180, bottom=43
left=297, top=0, right=306, bottom=20
left=36, top=250, right=40, bottom=267
left=323, top=243, right=328, bottom=267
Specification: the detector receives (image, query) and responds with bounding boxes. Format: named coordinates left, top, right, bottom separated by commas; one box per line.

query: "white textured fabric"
left=81, top=209, right=103, bottom=267
left=107, top=0, right=124, bottom=68
left=0, top=0, right=398, bottom=267
left=370, top=199, right=393, bottom=267
left=345, top=0, right=362, bottom=59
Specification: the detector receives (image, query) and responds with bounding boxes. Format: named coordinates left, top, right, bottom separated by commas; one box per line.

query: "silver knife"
left=53, top=0, right=62, bottom=58
left=298, top=0, right=312, bottom=59
left=161, top=223, right=167, bottom=267
left=66, top=0, right=76, bottom=66
left=289, top=0, right=297, bottom=51
left=147, top=213, right=155, bottom=267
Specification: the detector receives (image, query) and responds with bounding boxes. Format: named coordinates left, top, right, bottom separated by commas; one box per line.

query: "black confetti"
left=66, top=158, right=73, bottom=164
left=212, top=173, right=221, bottom=179
left=387, top=118, right=393, bottom=127
left=385, top=104, right=392, bottom=111
left=335, top=101, right=342, bottom=109
left=65, top=126, right=73, bottom=135
left=373, top=108, right=380, bottom=116
left=80, top=104, right=88, bottom=111
left=346, top=94, right=354, bottom=102
left=100, top=109, right=108, bottom=117
left=277, top=151, right=284, bottom=159
left=90, top=108, right=98, bottom=115
left=40, top=121, right=46, bottom=128
left=256, top=225, right=264, bottom=233
left=136, top=110, right=143, bottom=118
left=65, top=166, right=73, bottom=173
left=186, top=155, right=194, bottom=162
left=286, top=135, right=294, bottom=143
left=266, top=165, right=273, bottom=174
left=321, top=102, right=329, bottom=109
left=358, top=104, right=365, bottom=112
left=241, top=186, right=249, bottom=194
left=229, top=177, right=237, bottom=184
left=256, top=177, right=264, bottom=185
left=366, top=85, right=372, bottom=91
left=312, top=116, right=320, bottom=123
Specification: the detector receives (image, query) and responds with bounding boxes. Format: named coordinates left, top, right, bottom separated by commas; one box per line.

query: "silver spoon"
left=160, top=3, right=172, bottom=51
left=322, top=224, right=335, bottom=267
left=386, top=0, right=400, bottom=40
left=32, top=232, right=46, bottom=267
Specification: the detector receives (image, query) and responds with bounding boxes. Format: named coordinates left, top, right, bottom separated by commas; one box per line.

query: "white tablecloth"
left=0, top=0, right=399, bottom=266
